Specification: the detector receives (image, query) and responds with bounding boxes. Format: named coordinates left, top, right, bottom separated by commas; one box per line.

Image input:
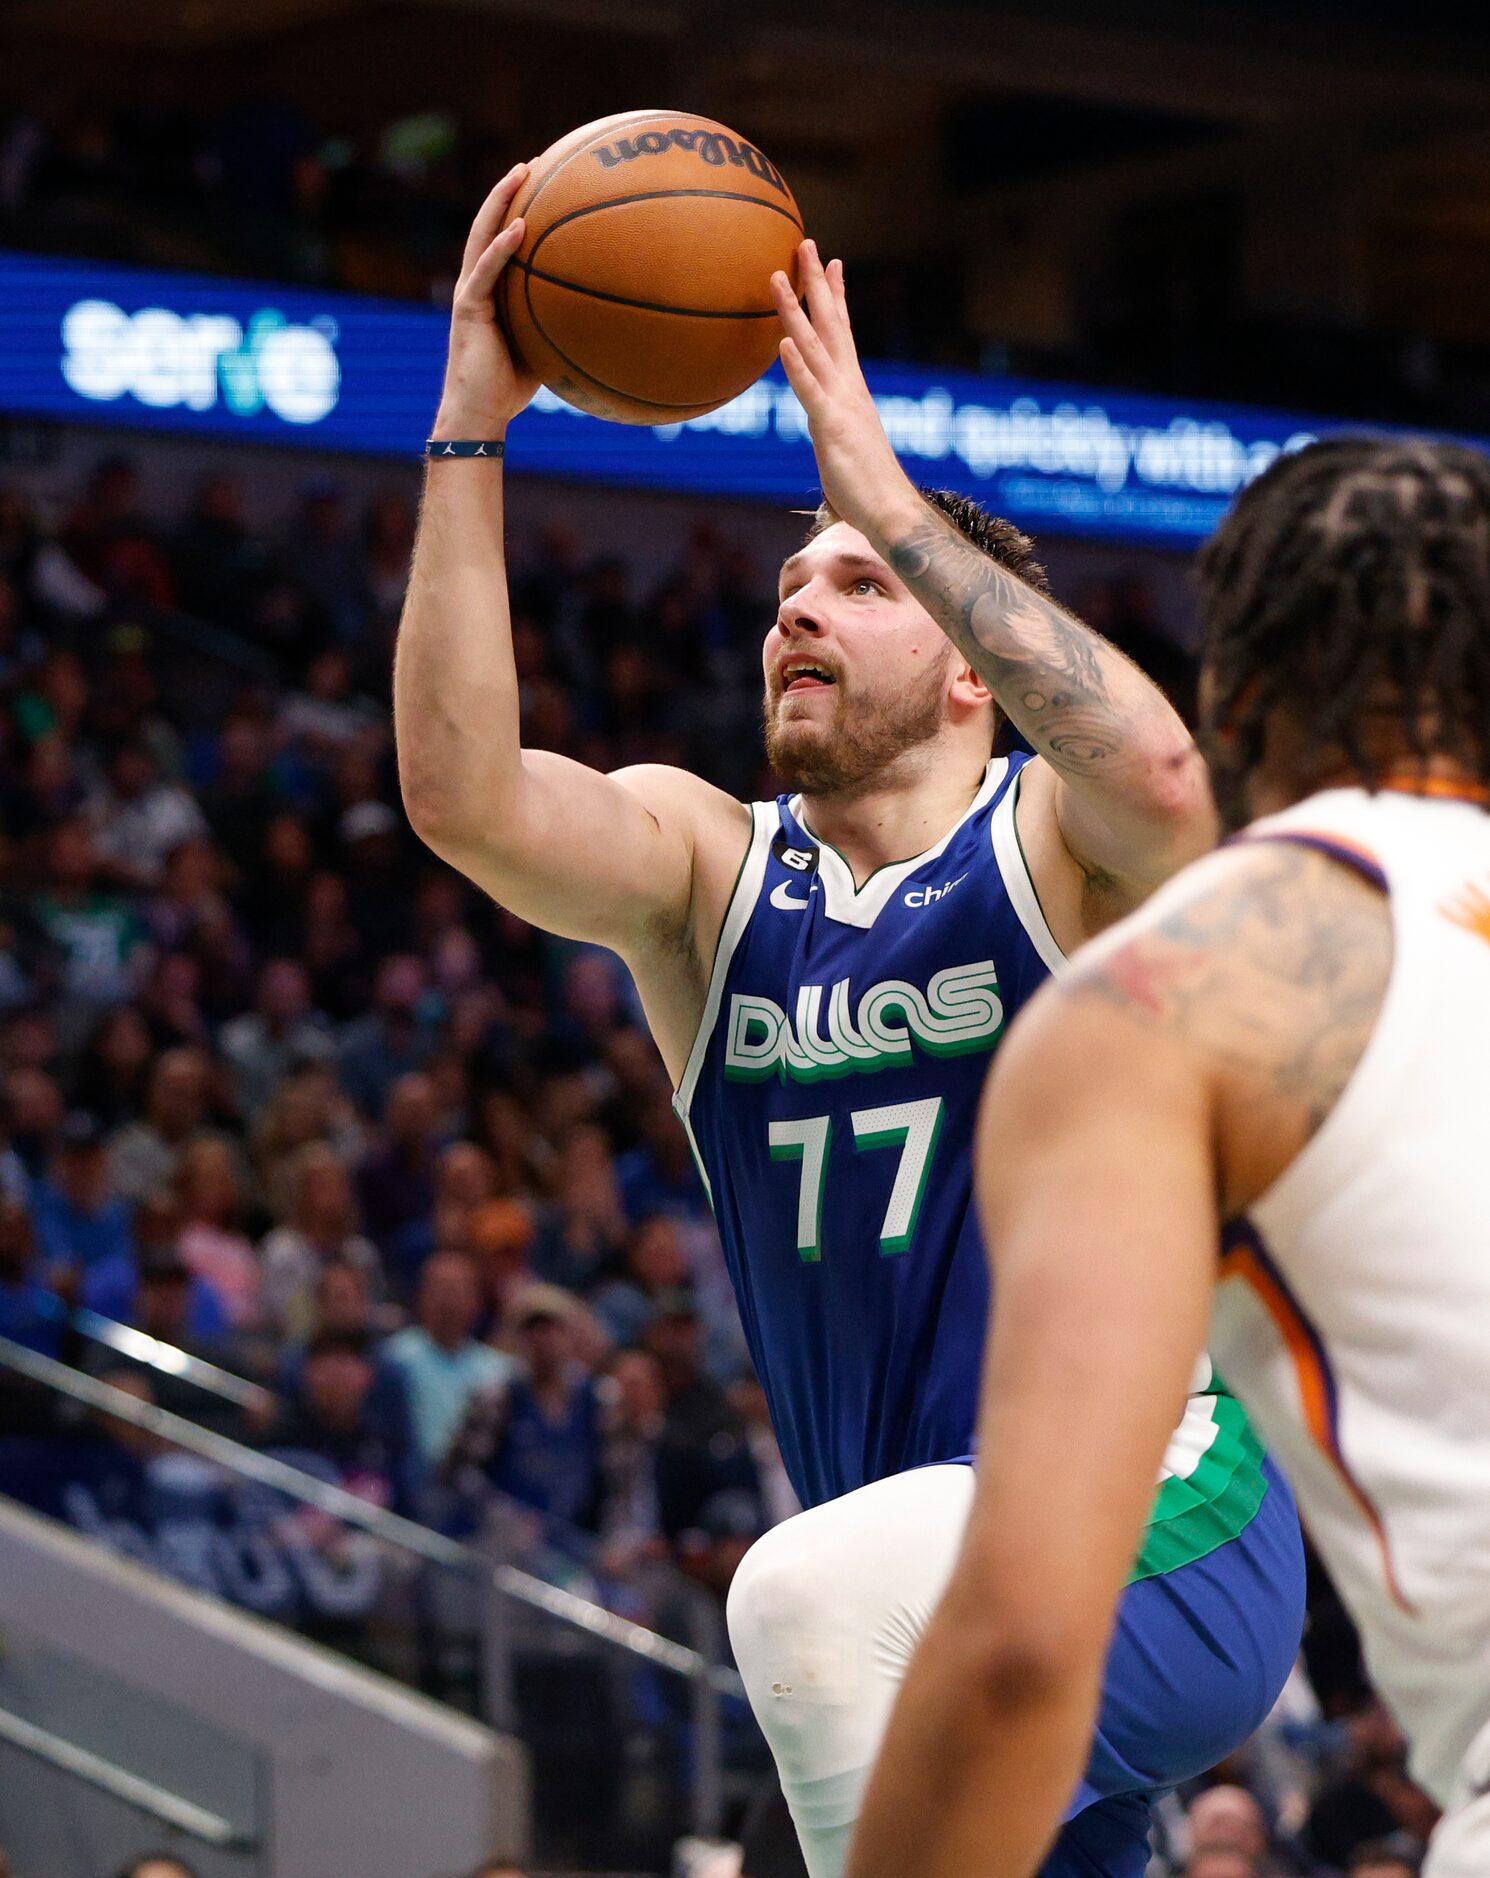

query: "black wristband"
left=424, top=438, right=505, bottom=458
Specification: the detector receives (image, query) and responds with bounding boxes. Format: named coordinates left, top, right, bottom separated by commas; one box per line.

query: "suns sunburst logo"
left=1441, top=876, right=1490, bottom=946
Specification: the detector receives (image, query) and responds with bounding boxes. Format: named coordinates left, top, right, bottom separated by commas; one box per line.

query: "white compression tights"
left=726, top=1463, right=976, bottom=1878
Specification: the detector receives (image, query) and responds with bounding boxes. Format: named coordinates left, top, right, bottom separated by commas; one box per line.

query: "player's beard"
left=763, top=654, right=950, bottom=796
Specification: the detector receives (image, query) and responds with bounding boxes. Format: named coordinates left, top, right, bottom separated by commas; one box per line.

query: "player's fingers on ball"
left=466, top=218, right=525, bottom=299
left=778, top=336, right=818, bottom=401
left=772, top=273, right=830, bottom=369
left=462, top=162, right=529, bottom=271
left=828, top=258, right=852, bottom=330
left=769, top=269, right=802, bottom=320
left=801, top=239, right=837, bottom=330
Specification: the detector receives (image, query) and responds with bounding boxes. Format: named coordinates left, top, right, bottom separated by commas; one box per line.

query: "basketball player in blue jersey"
left=397, top=169, right=1304, bottom=1878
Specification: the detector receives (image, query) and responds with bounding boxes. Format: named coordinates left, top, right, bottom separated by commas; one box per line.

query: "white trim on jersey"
left=673, top=800, right=774, bottom=1119
left=789, top=757, right=1010, bottom=929
left=989, top=769, right=1067, bottom=974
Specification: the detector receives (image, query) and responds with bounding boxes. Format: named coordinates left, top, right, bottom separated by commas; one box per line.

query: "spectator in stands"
left=339, top=956, right=434, bottom=1120
left=597, top=1343, right=669, bottom=1574
left=4, top=1064, right=64, bottom=1180
left=172, top=473, right=269, bottom=631
left=589, top=1213, right=693, bottom=1350
left=468, top=1197, right=540, bottom=1324
left=297, top=1258, right=377, bottom=1348
left=363, top=490, right=415, bottom=628
left=138, top=1235, right=222, bottom=1343
left=174, top=1136, right=260, bottom=1329
left=382, top=1248, right=509, bottom=1470
left=388, top=1136, right=497, bottom=1277
left=260, top=1140, right=382, bottom=1340
left=33, top=818, right=147, bottom=1009
left=200, top=711, right=281, bottom=866
left=0, top=1192, right=63, bottom=1356
left=87, top=737, right=207, bottom=890
left=615, top=1089, right=709, bottom=1224
left=278, top=643, right=378, bottom=759
left=252, top=1061, right=364, bottom=1215
left=218, top=956, right=334, bottom=1118
left=107, top=1045, right=212, bottom=1204
left=31, top=1109, right=132, bottom=1272
left=644, top=1290, right=759, bottom=1544
left=81, top=1191, right=229, bottom=1344
left=537, top=1122, right=627, bottom=1291
left=1187, top=1786, right=1269, bottom=1866
left=356, top=1068, right=441, bottom=1271
left=479, top=1282, right=605, bottom=1536
left=268, top=1328, right=412, bottom=1512
left=1306, top=1699, right=1439, bottom=1869
left=73, top=1004, right=153, bottom=1130
left=731, top=1373, right=799, bottom=1532
left=86, top=1244, right=248, bottom=1428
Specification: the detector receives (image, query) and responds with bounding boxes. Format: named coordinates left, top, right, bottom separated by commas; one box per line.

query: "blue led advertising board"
left=0, top=248, right=1418, bottom=549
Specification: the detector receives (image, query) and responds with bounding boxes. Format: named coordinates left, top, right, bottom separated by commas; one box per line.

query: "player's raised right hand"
left=434, top=163, right=541, bottom=441
left=771, top=239, right=918, bottom=536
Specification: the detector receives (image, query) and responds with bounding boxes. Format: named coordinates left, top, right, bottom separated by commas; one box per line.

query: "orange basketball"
left=498, top=111, right=804, bottom=424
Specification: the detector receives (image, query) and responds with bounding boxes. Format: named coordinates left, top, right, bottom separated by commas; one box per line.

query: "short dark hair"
left=806, top=487, right=1052, bottom=598
left=1198, top=435, right=1490, bottom=792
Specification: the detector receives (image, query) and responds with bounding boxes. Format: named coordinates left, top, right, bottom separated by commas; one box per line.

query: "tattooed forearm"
left=1061, top=842, right=1392, bottom=1133
left=887, top=513, right=1163, bottom=777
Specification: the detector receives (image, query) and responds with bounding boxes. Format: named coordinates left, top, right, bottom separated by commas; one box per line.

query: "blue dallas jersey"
left=676, top=753, right=1062, bottom=1508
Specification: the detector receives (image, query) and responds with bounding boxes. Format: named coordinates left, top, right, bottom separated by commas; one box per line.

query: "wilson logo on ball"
left=592, top=127, right=789, bottom=196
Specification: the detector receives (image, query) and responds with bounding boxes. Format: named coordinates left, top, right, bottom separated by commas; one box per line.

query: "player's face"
left=763, top=523, right=955, bottom=793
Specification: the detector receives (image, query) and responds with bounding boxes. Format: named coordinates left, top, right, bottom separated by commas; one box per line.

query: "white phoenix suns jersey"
left=1213, top=783, right=1490, bottom=1806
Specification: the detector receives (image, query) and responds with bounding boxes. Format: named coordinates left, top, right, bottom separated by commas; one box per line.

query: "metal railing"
left=71, top=1308, right=276, bottom=1414
left=0, top=1702, right=258, bottom=1851
left=0, top=1334, right=744, bottom=1835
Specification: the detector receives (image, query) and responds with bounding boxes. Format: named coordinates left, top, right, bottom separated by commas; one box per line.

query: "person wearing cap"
left=30, top=1110, right=132, bottom=1273
left=468, top=1281, right=606, bottom=1538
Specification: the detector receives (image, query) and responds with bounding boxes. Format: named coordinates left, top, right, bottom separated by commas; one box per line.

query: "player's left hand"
left=771, top=241, right=917, bottom=534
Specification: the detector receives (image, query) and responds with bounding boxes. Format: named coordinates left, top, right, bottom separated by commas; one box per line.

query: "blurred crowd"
left=0, top=84, right=503, bottom=303
left=0, top=448, right=1442, bottom=1878
left=0, top=450, right=804, bottom=1637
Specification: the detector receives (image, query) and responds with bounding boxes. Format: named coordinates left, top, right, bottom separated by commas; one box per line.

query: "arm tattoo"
left=887, top=513, right=1141, bottom=775
left=1060, top=843, right=1392, bottom=1132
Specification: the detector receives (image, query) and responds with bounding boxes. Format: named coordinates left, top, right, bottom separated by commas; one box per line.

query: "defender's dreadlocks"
left=807, top=487, right=1053, bottom=599
left=1199, top=435, right=1490, bottom=793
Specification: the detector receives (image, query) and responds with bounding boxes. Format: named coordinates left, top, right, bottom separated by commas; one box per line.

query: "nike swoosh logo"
left=770, top=882, right=811, bottom=911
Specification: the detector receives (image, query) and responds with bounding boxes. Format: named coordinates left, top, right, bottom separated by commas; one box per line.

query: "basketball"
left=498, top=110, right=804, bottom=424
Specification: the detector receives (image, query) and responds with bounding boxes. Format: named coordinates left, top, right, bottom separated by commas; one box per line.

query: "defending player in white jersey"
left=844, top=435, right=1490, bottom=1878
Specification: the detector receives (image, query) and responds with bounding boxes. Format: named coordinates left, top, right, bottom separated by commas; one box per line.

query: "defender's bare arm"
left=844, top=842, right=1391, bottom=1878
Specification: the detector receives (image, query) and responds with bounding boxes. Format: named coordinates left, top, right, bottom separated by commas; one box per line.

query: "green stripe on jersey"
left=1129, top=1387, right=1270, bottom=1583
